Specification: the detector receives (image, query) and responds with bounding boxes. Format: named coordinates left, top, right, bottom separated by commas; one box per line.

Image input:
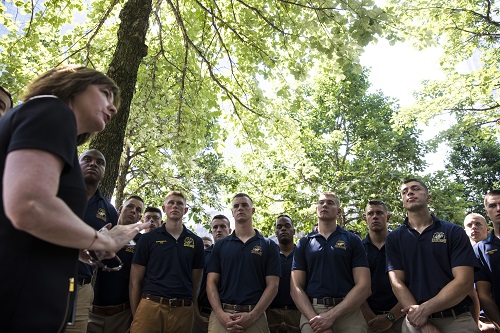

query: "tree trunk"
left=90, top=0, right=152, bottom=201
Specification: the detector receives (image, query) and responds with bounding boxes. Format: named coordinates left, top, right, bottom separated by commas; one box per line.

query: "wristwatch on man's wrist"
left=386, top=312, right=396, bottom=323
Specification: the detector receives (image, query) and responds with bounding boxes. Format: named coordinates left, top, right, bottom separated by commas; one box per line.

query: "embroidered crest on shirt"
left=96, top=208, right=107, bottom=222
left=251, top=245, right=263, bottom=255
left=486, top=249, right=497, bottom=255
left=184, top=237, right=195, bottom=248
left=126, top=247, right=134, bottom=253
left=335, top=240, right=347, bottom=250
left=431, top=232, right=446, bottom=243
left=156, top=240, right=167, bottom=244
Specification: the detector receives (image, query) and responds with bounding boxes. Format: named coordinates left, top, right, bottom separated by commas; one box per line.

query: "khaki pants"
left=208, top=309, right=269, bottom=333
left=266, top=308, right=301, bottom=333
left=130, top=298, right=193, bottom=333
left=299, top=305, right=367, bottom=333
left=401, top=312, right=480, bottom=333
left=192, top=310, right=210, bottom=333
left=65, top=283, right=93, bottom=333
left=87, top=308, right=132, bottom=333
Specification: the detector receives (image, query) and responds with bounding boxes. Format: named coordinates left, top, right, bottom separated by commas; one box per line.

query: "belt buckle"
left=168, top=298, right=179, bottom=307
left=322, top=297, right=332, bottom=306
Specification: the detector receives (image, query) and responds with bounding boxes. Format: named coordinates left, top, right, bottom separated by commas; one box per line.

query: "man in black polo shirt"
left=291, top=191, right=370, bottom=333
left=65, top=149, right=118, bottom=333
left=386, top=179, right=479, bottom=332
left=360, top=200, right=403, bottom=333
left=267, top=214, right=300, bottom=333
left=87, top=195, right=144, bottom=333
left=193, top=215, right=232, bottom=333
left=130, top=191, right=204, bottom=333
left=206, top=193, right=281, bottom=333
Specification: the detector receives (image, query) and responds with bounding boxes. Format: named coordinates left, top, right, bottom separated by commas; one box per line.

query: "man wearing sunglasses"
left=88, top=195, right=144, bottom=333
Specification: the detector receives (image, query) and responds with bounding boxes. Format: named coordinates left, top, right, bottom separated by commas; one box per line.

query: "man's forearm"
left=250, top=279, right=278, bottom=317
left=327, top=283, right=370, bottom=321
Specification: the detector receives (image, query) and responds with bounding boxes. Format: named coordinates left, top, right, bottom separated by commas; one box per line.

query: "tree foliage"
left=386, top=0, right=500, bottom=128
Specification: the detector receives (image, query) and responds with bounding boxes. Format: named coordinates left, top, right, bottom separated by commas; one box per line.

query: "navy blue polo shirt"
left=292, top=226, right=368, bottom=298
left=386, top=215, right=478, bottom=305
left=474, top=230, right=500, bottom=306
left=207, top=229, right=281, bottom=305
left=271, top=246, right=295, bottom=307
left=198, top=244, right=213, bottom=308
left=133, top=224, right=204, bottom=299
left=78, top=189, right=118, bottom=279
left=362, top=234, right=398, bottom=312
left=93, top=233, right=142, bottom=306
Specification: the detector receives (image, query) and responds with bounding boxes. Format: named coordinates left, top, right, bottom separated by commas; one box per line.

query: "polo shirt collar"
left=307, top=225, right=345, bottom=239
left=227, top=228, right=264, bottom=242
left=156, top=224, right=192, bottom=238
left=403, top=214, right=442, bottom=230
left=483, top=230, right=500, bottom=245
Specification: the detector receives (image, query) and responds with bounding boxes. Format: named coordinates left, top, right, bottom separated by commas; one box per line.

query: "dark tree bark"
left=90, top=0, right=152, bottom=201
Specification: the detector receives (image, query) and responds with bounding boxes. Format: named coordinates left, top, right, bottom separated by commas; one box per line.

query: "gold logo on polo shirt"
left=335, top=240, right=347, bottom=250
left=96, top=208, right=107, bottom=222
left=184, top=237, right=195, bottom=248
left=431, top=232, right=446, bottom=243
left=156, top=240, right=167, bottom=244
left=126, top=247, right=134, bottom=253
left=486, top=249, right=497, bottom=255
left=251, top=245, right=263, bottom=255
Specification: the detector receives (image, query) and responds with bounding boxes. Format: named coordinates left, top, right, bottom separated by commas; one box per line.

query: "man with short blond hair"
left=291, top=191, right=371, bottom=333
left=207, top=193, right=280, bottom=333
left=464, top=213, right=490, bottom=246
left=130, top=191, right=204, bottom=333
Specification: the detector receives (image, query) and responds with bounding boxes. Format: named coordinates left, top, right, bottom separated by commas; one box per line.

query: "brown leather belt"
left=90, top=302, right=130, bottom=316
left=222, top=303, right=255, bottom=312
left=142, top=293, right=192, bottom=307
left=310, top=297, right=343, bottom=306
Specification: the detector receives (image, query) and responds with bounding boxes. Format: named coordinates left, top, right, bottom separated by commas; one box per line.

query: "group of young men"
left=65, top=156, right=499, bottom=333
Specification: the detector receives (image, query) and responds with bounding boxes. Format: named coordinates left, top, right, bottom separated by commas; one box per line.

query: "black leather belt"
left=142, top=294, right=192, bottom=307
left=373, top=310, right=390, bottom=315
left=222, top=303, right=255, bottom=312
left=200, top=306, right=212, bottom=315
left=270, top=304, right=298, bottom=310
left=78, top=277, right=92, bottom=286
left=91, top=303, right=130, bottom=316
left=429, top=305, right=470, bottom=319
left=310, top=297, right=343, bottom=306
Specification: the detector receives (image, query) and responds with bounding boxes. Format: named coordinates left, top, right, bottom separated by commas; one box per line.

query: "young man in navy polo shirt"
left=386, top=179, right=479, bottom=333
left=291, top=191, right=371, bottom=332
left=65, top=149, right=118, bottom=333
left=267, top=214, right=301, bottom=333
left=360, top=200, right=403, bottom=333
left=129, top=191, right=204, bottom=333
left=193, top=214, right=232, bottom=333
left=474, top=190, right=500, bottom=330
left=206, top=193, right=281, bottom=333
left=88, top=195, right=144, bottom=333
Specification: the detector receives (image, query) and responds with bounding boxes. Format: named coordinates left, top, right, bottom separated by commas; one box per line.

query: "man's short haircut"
left=402, top=178, right=429, bottom=193
left=145, top=206, right=162, bottom=216
left=276, top=214, right=293, bottom=226
left=202, top=236, right=213, bottom=242
left=79, top=149, right=106, bottom=164
left=484, top=190, right=500, bottom=207
left=0, top=86, right=13, bottom=110
left=464, top=213, right=486, bottom=224
left=320, top=191, right=341, bottom=206
left=125, top=195, right=144, bottom=204
left=164, top=191, right=186, bottom=203
left=366, top=200, right=388, bottom=213
left=232, top=193, right=253, bottom=203
left=211, top=214, right=230, bottom=227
